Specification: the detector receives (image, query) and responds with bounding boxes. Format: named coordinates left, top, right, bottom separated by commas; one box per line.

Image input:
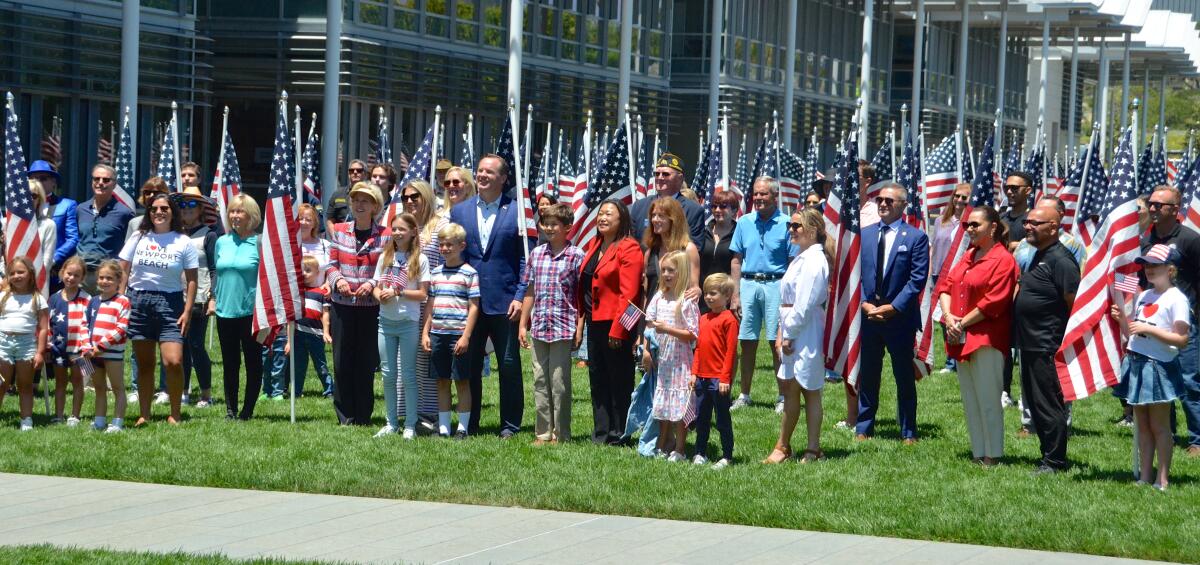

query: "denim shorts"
left=0, top=332, right=37, bottom=364
left=738, top=278, right=782, bottom=341
left=127, top=289, right=184, bottom=343
left=430, top=332, right=468, bottom=381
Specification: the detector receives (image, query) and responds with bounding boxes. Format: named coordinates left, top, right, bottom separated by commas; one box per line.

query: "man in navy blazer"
left=449, top=154, right=534, bottom=437
left=858, top=183, right=929, bottom=443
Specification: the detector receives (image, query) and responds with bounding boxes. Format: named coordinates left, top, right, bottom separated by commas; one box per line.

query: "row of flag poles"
left=4, top=89, right=1197, bottom=408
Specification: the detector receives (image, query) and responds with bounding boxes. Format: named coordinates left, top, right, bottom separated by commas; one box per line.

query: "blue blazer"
left=860, top=220, right=929, bottom=336
left=449, top=194, right=533, bottom=317
left=47, top=196, right=79, bottom=269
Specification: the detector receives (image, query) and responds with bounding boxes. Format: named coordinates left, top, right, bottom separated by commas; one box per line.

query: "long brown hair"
left=642, top=196, right=688, bottom=252
left=380, top=212, right=422, bottom=279
left=940, top=183, right=972, bottom=225
left=0, top=256, right=42, bottom=312
left=795, top=208, right=833, bottom=270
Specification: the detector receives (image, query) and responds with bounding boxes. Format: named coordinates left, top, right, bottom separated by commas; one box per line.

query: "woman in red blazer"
left=579, top=198, right=645, bottom=445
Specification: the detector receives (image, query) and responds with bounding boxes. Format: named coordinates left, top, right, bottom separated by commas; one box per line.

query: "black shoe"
left=454, top=430, right=468, bottom=440
left=499, top=429, right=515, bottom=440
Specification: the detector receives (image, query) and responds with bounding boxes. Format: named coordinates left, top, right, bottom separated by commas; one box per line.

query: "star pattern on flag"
left=1003, top=140, right=1022, bottom=177
left=897, top=129, right=924, bottom=224
left=701, top=135, right=722, bottom=202
left=495, top=116, right=518, bottom=195
left=268, top=111, right=296, bottom=200
left=870, top=137, right=893, bottom=182
left=1102, top=129, right=1137, bottom=218
left=302, top=127, right=321, bottom=203
left=6, top=111, right=33, bottom=224
left=460, top=130, right=475, bottom=169
left=115, top=118, right=134, bottom=196
left=804, top=139, right=819, bottom=183
left=970, top=132, right=997, bottom=208
left=1078, top=139, right=1109, bottom=219
left=926, top=137, right=956, bottom=178
left=1023, top=144, right=1044, bottom=196
left=156, top=118, right=177, bottom=191
left=960, top=141, right=974, bottom=184
left=831, top=137, right=861, bottom=235
left=733, top=136, right=750, bottom=195
left=1144, top=137, right=1168, bottom=192
left=586, top=127, right=629, bottom=208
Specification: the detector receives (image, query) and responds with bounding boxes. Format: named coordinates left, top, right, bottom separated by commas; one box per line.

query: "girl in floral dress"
left=644, top=250, right=699, bottom=462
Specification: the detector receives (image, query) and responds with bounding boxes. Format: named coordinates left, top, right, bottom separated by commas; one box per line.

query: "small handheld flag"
left=618, top=301, right=644, bottom=332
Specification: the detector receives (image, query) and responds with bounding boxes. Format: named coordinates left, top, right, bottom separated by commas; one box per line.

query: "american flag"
left=634, top=126, right=650, bottom=200
left=495, top=114, right=538, bottom=239
left=751, top=127, right=780, bottom=212
left=1071, top=136, right=1110, bottom=249
left=301, top=124, right=321, bottom=204
left=1056, top=127, right=1142, bottom=401
left=572, top=126, right=631, bottom=249
left=1045, top=152, right=1063, bottom=197
left=959, top=137, right=975, bottom=186
left=618, top=301, right=643, bottom=332
left=897, top=128, right=932, bottom=380
left=865, top=136, right=893, bottom=201
left=461, top=128, right=475, bottom=169
left=96, top=120, right=113, bottom=166
left=1180, top=154, right=1200, bottom=233
left=557, top=141, right=578, bottom=211
left=698, top=135, right=722, bottom=203
left=1113, top=272, right=1140, bottom=295
left=110, top=113, right=137, bottom=212
left=822, top=132, right=863, bottom=388
left=1024, top=143, right=1044, bottom=201
left=211, top=119, right=243, bottom=233
left=1168, top=157, right=1182, bottom=186
left=252, top=98, right=303, bottom=344
left=1143, top=135, right=1168, bottom=193
left=779, top=147, right=806, bottom=215
left=1003, top=139, right=1022, bottom=178
left=156, top=116, right=178, bottom=192
left=692, top=141, right=710, bottom=201
left=4, top=95, right=46, bottom=295
left=570, top=141, right=590, bottom=238
left=378, top=115, right=392, bottom=165
left=732, top=134, right=750, bottom=203
left=40, top=117, right=61, bottom=170
left=922, top=136, right=958, bottom=216
left=379, top=264, right=410, bottom=291
left=1058, top=145, right=1087, bottom=230
left=937, top=131, right=996, bottom=281
left=383, top=124, right=434, bottom=228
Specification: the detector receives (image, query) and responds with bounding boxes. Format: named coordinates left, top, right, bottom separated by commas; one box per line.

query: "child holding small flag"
left=1111, top=244, right=1191, bottom=491
left=643, top=250, right=699, bottom=462
left=48, top=257, right=90, bottom=426
left=421, top=223, right=478, bottom=438
left=518, top=203, right=584, bottom=444
left=373, top=212, right=430, bottom=439
left=82, top=260, right=130, bottom=432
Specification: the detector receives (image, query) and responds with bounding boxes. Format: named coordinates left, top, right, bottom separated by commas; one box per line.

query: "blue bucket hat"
left=28, top=160, right=60, bottom=182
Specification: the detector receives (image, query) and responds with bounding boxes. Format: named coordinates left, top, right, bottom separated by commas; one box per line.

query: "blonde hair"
left=794, top=208, right=833, bottom=270
left=643, top=197, right=689, bottom=253
left=297, top=203, right=320, bottom=240
left=444, top=167, right=477, bottom=200
left=703, top=272, right=735, bottom=297
left=227, top=193, right=262, bottom=231
left=0, top=256, right=42, bottom=312
left=96, top=259, right=124, bottom=283
left=438, top=222, right=467, bottom=245
left=381, top=213, right=422, bottom=279
left=28, top=179, right=47, bottom=220
left=402, top=180, right=445, bottom=240
left=58, top=256, right=86, bottom=281
left=658, top=250, right=690, bottom=321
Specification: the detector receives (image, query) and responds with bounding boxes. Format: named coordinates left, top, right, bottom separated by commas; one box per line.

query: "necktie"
left=875, top=224, right=889, bottom=303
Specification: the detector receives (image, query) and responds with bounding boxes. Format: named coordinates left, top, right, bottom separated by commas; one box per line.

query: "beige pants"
left=957, top=346, right=1005, bottom=459
left=531, top=339, right=573, bottom=441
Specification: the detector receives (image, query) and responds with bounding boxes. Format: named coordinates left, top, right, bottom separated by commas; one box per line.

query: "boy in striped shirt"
left=421, top=223, right=479, bottom=438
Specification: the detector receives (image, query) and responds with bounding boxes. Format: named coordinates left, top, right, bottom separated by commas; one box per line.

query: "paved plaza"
left=0, top=472, right=1168, bottom=564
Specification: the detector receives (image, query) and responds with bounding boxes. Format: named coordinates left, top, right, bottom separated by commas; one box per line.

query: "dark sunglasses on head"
left=1003, top=184, right=1028, bottom=193
left=92, top=177, right=114, bottom=183
left=1147, top=201, right=1177, bottom=210
left=962, top=221, right=983, bottom=229
left=401, top=193, right=421, bottom=202
left=1022, top=218, right=1052, bottom=227
left=787, top=222, right=803, bottom=231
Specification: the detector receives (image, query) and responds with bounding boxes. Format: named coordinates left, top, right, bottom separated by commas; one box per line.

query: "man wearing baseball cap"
left=629, top=153, right=706, bottom=247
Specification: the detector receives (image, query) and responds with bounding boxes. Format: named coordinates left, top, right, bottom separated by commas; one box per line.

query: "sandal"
left=798, top=449, right=824, bottom=464
left=762, top=445, right=792, bottom=464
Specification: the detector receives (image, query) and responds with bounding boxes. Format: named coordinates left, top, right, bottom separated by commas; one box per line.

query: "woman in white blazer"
left=765, top=207, right=831, bottom=464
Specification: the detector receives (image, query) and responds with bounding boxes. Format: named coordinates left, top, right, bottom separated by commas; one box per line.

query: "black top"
left=644, top=247, right=661, bottom=299
left=699, top=224, right=735, bottom=282
left=1013, top=241, right=1081, bottom=351
left=581, top=248, right=600, bottom=318
left=326, top=186, right=351, bottom=225
left=1142, top=223, right=1200, bottom=311
left=1002, top=209, right=1028, bottom=244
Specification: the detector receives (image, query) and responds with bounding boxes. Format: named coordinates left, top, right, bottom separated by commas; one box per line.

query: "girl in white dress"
left=644, top=250, right=699, bottom=462
left=766, top=208, right=831, bottom=464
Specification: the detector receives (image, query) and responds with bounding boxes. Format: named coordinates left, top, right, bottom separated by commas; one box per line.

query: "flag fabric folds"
left=301, top=125, right=321, bottom=205
left=494, top=114, right=538, bottom=239
left=896, top=128, right=932, bottom=380
left=211, top=120, right=243, bottom=233
left=383, top=124, right=434, bottom=228
left=1056, top=128, right=1143, bottom=401
left=4, top=94, right=47, bottom=295
left=572, top=127, right=631, bottom=250
left=922, top=136, right=958, bottom=217
left=110, top=113, right=137, bottom=212
left=252, top=98, right=303, bottom=344
left=155, top=115, right=179, bottom=192
left=822, top=132, right=862, bottom=388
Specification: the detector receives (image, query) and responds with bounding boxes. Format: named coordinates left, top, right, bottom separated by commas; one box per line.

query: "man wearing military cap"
left=629, top=153, right=706, bottom=247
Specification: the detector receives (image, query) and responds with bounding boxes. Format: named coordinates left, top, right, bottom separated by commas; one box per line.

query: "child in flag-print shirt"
left=82, top=260, right=130, bottom=433
left=48, top=257, right=90, bottom=426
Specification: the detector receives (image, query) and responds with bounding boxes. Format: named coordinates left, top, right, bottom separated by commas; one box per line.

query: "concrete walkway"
left=0, top=473, right=1164, bottom=564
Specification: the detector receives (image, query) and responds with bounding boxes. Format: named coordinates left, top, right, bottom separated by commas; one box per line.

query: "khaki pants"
left=531, top=338, right=573, bottom=441
left=957, top=346, right=1005, bottom=459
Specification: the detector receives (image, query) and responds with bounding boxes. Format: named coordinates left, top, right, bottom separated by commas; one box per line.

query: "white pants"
left=957, top=346, right=1005, bottom=459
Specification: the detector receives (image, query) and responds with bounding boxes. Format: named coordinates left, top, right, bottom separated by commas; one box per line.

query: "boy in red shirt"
left=691, top=273, right=738, bottom=468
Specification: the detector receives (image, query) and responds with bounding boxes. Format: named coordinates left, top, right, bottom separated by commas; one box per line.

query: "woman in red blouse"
left=579, top=199, right=644, bottom=445
left=935, top=205, right=1018, bottom=466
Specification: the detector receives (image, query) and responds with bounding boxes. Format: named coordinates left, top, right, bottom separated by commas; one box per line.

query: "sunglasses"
left=401, top=193, right=421, bottom=202
left=1002, top=184, right=1029, bottom=193
left=874, top=197, right=900, bottom=206
left=787, top=222, right=803, bottom=231
left=443, top=179, right=463, bottom=187
left=150, top=205, right=172, bottom=213
left=1021, top=219, right=1052, bottom=227
left=348, top=168, right=365, bottom=174
left=961, top=221, right=983, bottom=229
left=712, top=203, right=729, bottom=210
left=1147, top=201, right=1177, bottom=210
left=177, top=200, right=200, bottom=209
left=952, top=194, right=970, bottom=201
left=92, top=177, right=114, bottom=183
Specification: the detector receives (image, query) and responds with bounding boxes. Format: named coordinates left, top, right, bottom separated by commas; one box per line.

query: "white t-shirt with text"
left=119, top=231, right=200, bottom=293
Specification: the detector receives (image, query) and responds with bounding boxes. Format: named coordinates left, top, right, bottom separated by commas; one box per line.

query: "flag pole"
left=633, top=114, right=644, bottom=202
left=918, top=122, right=929, bottom=222
left=624, top=105, right=636, bottom=197
left=954, top=124, right=963, bottom=182
left=430, top=105, right=442, bottom=187
left=584, top=109, right=593, bottom=186
left=523, top=104, right=534, bottom=197
left=466, top=113, right=475, bottom=166
left=554, top=126, right=564, bottom=198
left=294, top=105, right=303, bottom=214
left=889, top=121, right=897, bottom=184
left=170, top=101, right=181, bottom=190
left=510, top=99, right=530, bottom=262
left=720, top=106, right=729, bottom=198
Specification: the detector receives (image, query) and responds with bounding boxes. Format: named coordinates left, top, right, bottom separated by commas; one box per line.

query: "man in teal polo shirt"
left=730, top=177, right=797, bottom=412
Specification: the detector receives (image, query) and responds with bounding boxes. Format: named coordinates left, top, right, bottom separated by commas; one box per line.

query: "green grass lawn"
left=0, top=330, right=1197, bottom=563
left=0, top=544, right=331, bottom=564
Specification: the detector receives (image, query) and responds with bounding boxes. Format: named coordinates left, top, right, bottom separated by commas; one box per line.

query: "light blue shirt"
left=729, top=207, right=797, bottom=275
left=477, top=196, right=501, bottom=251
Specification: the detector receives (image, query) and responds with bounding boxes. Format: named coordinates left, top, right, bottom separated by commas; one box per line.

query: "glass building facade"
left=0, top=0, right=1033, bottom=196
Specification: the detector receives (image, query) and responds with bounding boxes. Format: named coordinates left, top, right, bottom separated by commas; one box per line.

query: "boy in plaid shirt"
left=519, top=204, right=584, bottom=444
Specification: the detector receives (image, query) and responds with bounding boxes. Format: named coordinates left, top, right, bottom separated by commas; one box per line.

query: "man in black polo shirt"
left=1014, top=206, right=1080, bottom=473
left=1143, top=185, right=1200, bottom=457
left=1001, top=171, right=1033, bottom=252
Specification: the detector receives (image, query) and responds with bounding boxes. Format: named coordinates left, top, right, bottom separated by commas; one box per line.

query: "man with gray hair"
left=76, top=163, right=134, bottom=293
left=730, top=176, right=797, bottom=412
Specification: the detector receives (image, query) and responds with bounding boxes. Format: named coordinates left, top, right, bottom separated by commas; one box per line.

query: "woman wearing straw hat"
left=173, top=186, right=219, bottom=408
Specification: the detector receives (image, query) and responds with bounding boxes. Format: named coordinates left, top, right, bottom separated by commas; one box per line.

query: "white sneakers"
left=666, top=451, right=687, bottom=463
left=1001, top=391, right=1016, bottom=409
left=402, top=428, right=416, bottom=440
left=104, top=424, right=122, bottom=434
left=712, top=458, right=732, bottom=470
left=18, top=418, right=32, bottom=431
left=373, top=425, right=396, bottom=438
left=126, top=391, right=138, bottom=402
left=153, top=392, right=169, bottom=405
left=730, top=395, right=751, bottom=410
left=692, top=455, right=709, bottom=465
left=775, top=396, right=785, bottom=414
left=65, top=416, right=80, bottom=427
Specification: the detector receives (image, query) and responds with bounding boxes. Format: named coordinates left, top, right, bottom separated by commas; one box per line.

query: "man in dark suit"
left=629, top=153, right=706, bottom=246
left=449, top=154, right=534, bottom=437
left=857, top=183, right=929, bottom=443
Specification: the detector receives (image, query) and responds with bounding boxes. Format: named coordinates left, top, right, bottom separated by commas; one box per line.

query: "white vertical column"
left=1120, top=32, right=1131, bottom=133
left=997, top=0, right=1008, bottom=126
left=120, top=0, right=139, bottom=165
left=910, top=0, right=924, bottom=137
left=1037, top=14, right=1049, bottom=134
left=1098, top=38, right=1110, bottom=161
left=955, top=0, right=969, bottom=134
left=782, top=0, right=798, bottom=149
left=1067, top=27, right=1078, bottom=151
left=707, top=0, right=724, bottom=141
left=507, top=0, right=524, bottom=115
left=617, top=0, right=634, bottom=124
left=321, top=0, right=341, bottom=206
left=859, top=0, right=874, bottom=159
